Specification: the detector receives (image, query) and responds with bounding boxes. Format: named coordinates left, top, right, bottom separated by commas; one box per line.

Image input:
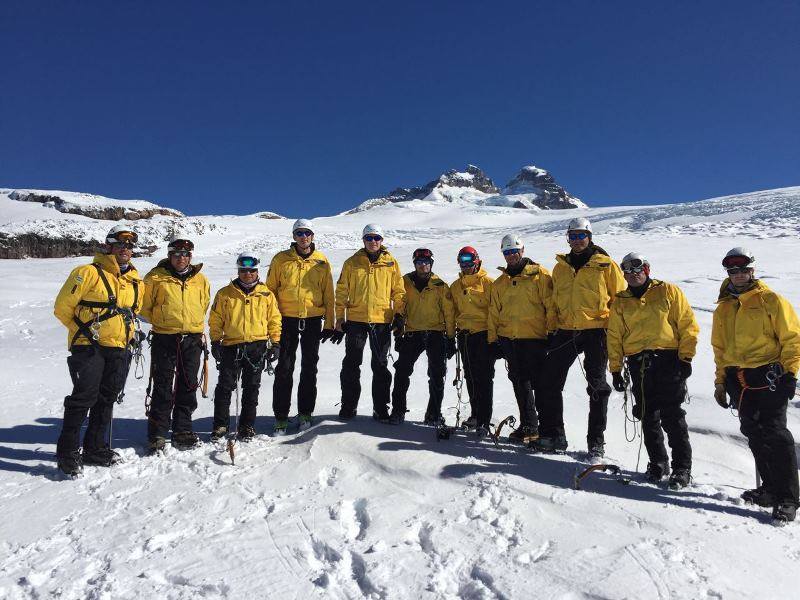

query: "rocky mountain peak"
left=503, top=165, right=585, bottom=210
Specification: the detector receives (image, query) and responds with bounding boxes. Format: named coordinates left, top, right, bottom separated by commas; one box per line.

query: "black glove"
left=266, top=343, right=280, bottom=363
left=320, top=329, right=335, bottom=343
left=390, top=313, right=405, bottom=335
left=446, top=337, right=457, bottom=359
left=678, top=360, right=692, bottom=380
left=330, top=330, right=346, bottom=344
left=780, top=374, right=798, bottom=399
left=490, top=342, right=504, bottom=361
left=211, top=341, right=223, bottom=363
left=612, top=371, right=626, bottom=392
left=631, top=403, right=642, bottom=420
left=394, top=333, right=405, bottom=353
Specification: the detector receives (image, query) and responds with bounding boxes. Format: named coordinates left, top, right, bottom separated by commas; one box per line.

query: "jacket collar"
left=716, top=278, right=766, bottom=303
left=459, top=267, right=488, bottom=286
left=618, top=279, right=663, bottom=298
left=356, top=246, right=393, bottom=265
left=497, top=258, right=539, bottom=278
left=291, top=242, right=317, bottom=260
left=555, top=251, right=610, bottom=268
left=94, top=252, right=140, bottom=279
left=405, top=272, right=442, bottom=290
left=229, top=280, right=269, bottom=297
left=156, top=258, right=204, bottom=278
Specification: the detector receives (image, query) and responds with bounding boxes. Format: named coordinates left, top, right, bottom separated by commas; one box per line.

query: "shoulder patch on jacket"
left=74, top=274, right=84, bottom=283
left=316, top=260, right=325, bottom=265
left=433, top=280, right=444, bottom=287
left=386, top=261, right=394, bottom=266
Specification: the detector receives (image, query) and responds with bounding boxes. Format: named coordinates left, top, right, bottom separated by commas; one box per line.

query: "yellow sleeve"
left=323, top=260, right=335, bottom=328
left=538, top=269, right=555, bottom=332
left=711, top=308, right=727, bottom=385
left=442, top=284, right=456, bottom=338
left=335, top=260, right=350, bottom=322
left=606, top=303, right=625, bottom=373
left=54, top=266, right=88, bottom=328
left=139, top=273, right=156, bottom=323
left=208, top=290, right=225, bottom=342
left=487, top=280, right=500, bottom=344
left=391, top=260, right=406, bottom=316
left=671, top=285, right=700, bottom=361
left=772, top=295, right=800, bottom=377
left=606, top=260, right=627, bottom=306
left=265, top=256, right=281, bottom=296
left=267, top=294, right=282, bottom=343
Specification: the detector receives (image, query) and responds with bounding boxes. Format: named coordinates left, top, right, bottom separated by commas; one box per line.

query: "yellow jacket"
left=711, top=279, right=800, bottom=384
left=402, top=273, right=456, bottom=337
left=488, top=261, right=554, bottom=342
left=266, top=245, right=335, bottom=326
left=607, top=279, right=699, bottom=372
left=335, top=247, right=405, bottom=324
left=140, top=260, right=211, bottom=335
left=450, top=268, right=494, bottom=334
left=551, top=250, right=626, bottom=331
left=54, top=252, right=143, bottom=349
left=209, top=281, right=282, bottom=345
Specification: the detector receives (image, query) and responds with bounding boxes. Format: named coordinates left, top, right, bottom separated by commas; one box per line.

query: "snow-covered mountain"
left=346, top=164, right=586, bottom=214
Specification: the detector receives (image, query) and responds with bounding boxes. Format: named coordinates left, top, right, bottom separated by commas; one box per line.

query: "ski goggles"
left=168, top=239, right=195, bottom=252
left=363, top=235, right=383, bottom=242
left=111, top=242, right=135, bottom=250
left=237, top=256, right=260, bottom=269
left=502, top=248, right=520, bottom=256
left=726, top=266, right=752, bottom=275
left=458, top=253, right=478, bottom=268
left=108, top=230, right=137, bottom=243
left=171, top=250, right=192, bottom=258
left=722, top=255, right=752, bottom=269
left=413, top=248, right=433, bottom=263
left=293, top=229, right=313, bottom=238
left=568, top=231, right=590, bottom=241
left=621, top=258, right=647, bottom=274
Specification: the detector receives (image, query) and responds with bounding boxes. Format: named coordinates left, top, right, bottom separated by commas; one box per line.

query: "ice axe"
left=574, top=463, right=628, bottom=490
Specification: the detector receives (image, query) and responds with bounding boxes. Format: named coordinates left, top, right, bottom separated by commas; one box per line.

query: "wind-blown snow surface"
left=2, top=191, right=800, bottom=599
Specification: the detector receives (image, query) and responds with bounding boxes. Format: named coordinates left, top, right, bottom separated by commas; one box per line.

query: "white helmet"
left=236, top=251, right=260, bottom=269
left=621, top=252, right=649, bottom=271
left=722, top=247, right=755, bottom=269
left=362, top=223, right=384, bottom=238
left=292, top=218, right=314, bottom=234
left=567, top=217, right=592, bottom=234
left=106, top=224, right=137, bottom=245
left=500, top=233, right=523, bottom=252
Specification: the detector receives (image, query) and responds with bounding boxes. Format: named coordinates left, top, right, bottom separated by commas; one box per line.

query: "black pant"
left=147, top=332, right=203, bottom=440
left=213, top=341, right=267, bottom=430
left=539, top=328, right=611, bottom=444
left=628, top=350, right=692, bottom=471
left=391, top=331, right=447, bottom=418
left=458, top=330, right=495, bottom=428
left=499, top=337, right=547, bottom=430
left=57, top=345, right=126, bottom=455
left=726, top=365, right=799, bottom=506
left=340, top=322, right=392, bottom=416
left=273, top=316, right=322, bottom=420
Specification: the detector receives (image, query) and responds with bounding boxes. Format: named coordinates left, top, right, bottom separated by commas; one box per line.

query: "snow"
left=1, top=188, right=800, bottom=598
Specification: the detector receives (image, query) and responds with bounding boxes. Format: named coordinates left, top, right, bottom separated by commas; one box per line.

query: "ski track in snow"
left=2, top=197, right=800, bottom=598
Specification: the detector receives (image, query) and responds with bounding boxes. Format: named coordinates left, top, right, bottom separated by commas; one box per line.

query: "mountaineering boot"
left=530, top=435, right=568, bottom=454
left=587, top=440, right=605, bottom=460
left=741, top=487, right=776, bottom=507
left=57, top=450, right=83, bottom=477
left=82, top=446, right=122, bottom=467
left=210, top=426, right=228, bottom=442
left=668, top=469, right=691, bottom=490
left=508, top=426, right=539, bottom=445
left=772, top=503, right=797, bottom=523
left=423, top=411, right=440, bottom=426
left=273, top=420, right=289, bottom=436
left=645, top=461, right=670, bottom=483
left=388, top=412, right=405, bottom=425
left=298, top=414, right=313, bottom=431
left=462, top=415, right=477, bottom=429
left=372, top=411, right=391, bottom=424
left=475, top=424, right=490, bottom=440
left=148, top=437, right=167, bottom=455
left=172, top=431, right=200, bottom=450
left=338, top=407, right=357, bottom=421
left=238, top=425, right=256, bottom=441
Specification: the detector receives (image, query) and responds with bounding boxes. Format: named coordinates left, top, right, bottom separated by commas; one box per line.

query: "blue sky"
left=1, top=1, right=798, bottom=217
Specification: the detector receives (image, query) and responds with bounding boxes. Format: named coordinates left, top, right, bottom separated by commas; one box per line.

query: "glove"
left=394, top=333, right=405, bottom=353
left=714, top=383, right=729, bottom=408
left=611, top=371, right=626, bottom=392
left=779, top=374, right=798, bottom=399
left=320, top=329, right=335, bottom=343
left=631, top=403, right=642, bottom=420
left=211, top=341, right=223, bottom=363
left=330, top=330, right=345, bottom=344
left=390, top=313, right=405, bottom=335
left=490, top=342, right=504, bottom=361
left=266, top=343, right=280, bottom=364
left=678, top=360, right=692, bottom=380
left=446, top=337, right=457, bottom=359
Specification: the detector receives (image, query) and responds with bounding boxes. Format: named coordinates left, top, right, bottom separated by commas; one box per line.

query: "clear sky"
left=1, top=1, right=798, bottom=217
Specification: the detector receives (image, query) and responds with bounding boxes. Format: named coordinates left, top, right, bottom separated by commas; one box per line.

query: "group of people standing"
left=53, top=217, right=800, bottom=522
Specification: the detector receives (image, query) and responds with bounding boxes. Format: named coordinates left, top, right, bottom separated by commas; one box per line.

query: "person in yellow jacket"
left=334, top=223, right=405, bottom=421
left=140, top=237, right=210, bottom=453
left=389, top=248, right=456, bottom=425
left=535, top=217, right=626, bottom=458
left=267, top=219, right=334, bottom=433
left=711, top=247, right=800, bottom=523
left=451, top=246, right=497, bottom=435
left=607, top=253, right=699, bottom=487
left=488, top=234, right=554, bottom=444
left=52, top=225, right=143, bottom=475
left=208, top=252, right=281, bottom=441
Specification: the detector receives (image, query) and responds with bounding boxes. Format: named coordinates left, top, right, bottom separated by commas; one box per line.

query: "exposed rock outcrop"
left=9, top=190, right=183, bottom=220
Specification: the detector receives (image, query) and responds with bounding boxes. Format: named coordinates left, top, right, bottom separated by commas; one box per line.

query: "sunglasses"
left=414, top=259, right=432, bottom=265
left=568, top=232, right=589, bottom=241
left=238, top=268, right=258, bottom=274
left=363, top=235, right=383, bottom=242
left=502, top=248, right=520, bottom=256
left=111, top=242, right=135, bottom=250
left=726, top=267, right=752, bottom=275
left=294, top=230, right=313, bottom=238
left=171, top=250, right=192, bottom=258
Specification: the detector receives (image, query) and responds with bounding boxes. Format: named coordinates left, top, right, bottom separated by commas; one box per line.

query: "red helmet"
left=457, top=246, right=480, bottom=269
